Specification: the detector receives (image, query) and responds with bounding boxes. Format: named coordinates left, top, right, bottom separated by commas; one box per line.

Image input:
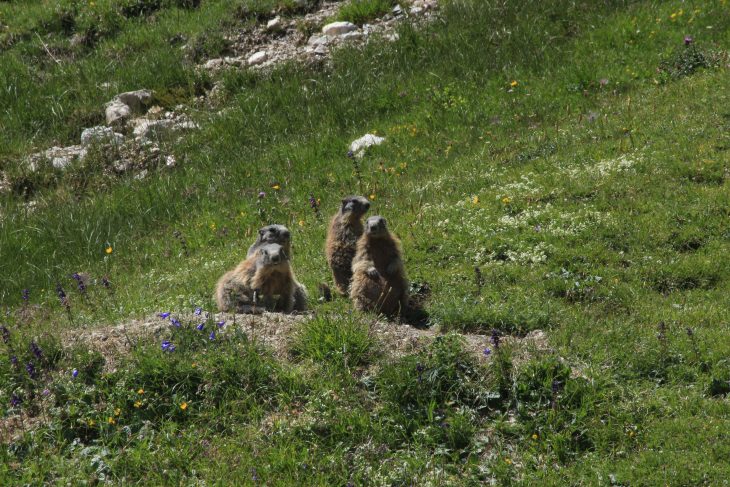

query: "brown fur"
left=325, top=195, right=371, bottom=295
left=247, top=224, right=308, bottom=311
left=350, top=216, right=408, bottom=317
left=215, top=243, right=296, bottom=313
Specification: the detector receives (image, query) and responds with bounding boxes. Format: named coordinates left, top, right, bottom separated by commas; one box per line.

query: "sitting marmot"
left=350, top=215, right=409, bottom=317
left=325, top=195, right=371, bottom=295
left=215, top=243, right=296, bottom=313
left=247, top=224, right=308, bottom=311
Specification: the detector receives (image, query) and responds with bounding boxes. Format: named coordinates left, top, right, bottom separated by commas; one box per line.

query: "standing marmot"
left=247, top=224, right=308, bottom=311
left=215, top=243, right=296, bottom=313
left=350, top=215, right=409, bottom=317
left=325, top=195, right=371, bottom=295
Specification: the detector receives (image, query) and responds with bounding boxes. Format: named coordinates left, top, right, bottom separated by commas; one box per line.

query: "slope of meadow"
left=1, top=0, right=729, bottom=484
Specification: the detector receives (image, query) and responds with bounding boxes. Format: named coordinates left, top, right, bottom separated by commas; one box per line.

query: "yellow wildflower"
left=298, top=220, right=305, bottom=227
left=87, top=419, right=95, bottom=427
left=532, top=433, right=538, bottom=440
left=271, top=184, right=281, bottom=190
left=105, top=246, right=113, bottom=254
left=114, top=408, right=121, bottom=416
left=107, top=417, right=115, bottom=425
left=510, top=80, right=518, bottom=87
left=504, top=457, right=512, bottom=465
left=138, top=388, right=144, bottom=395
left=472, top=195, right=480, bottom=205
left=134, top=401, right=142, bottom=408
left=502, top=196, right=511, bottom=204
left=369, top=193, right=376, bottom=201
left=180, top=402, right=188, bottom=410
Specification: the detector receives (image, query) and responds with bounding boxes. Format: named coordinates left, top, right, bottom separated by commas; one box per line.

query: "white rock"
left=116, top=89, right=153, bottom=113
left=340, top=31, right=365, bottom=41
left=247, top=51, right=268, bottom=66
left=133, top=119, right=176, bottom=141
left=105, top=100, right=132, bottom=125
left=80, top=126, right=124, bottom=147
left=322, top=21, right=358, bottom=37
left=30, top=145, right=88, bottom=170
left=308, top=35, right=328, bottom=46
left=349, top=134, right=385, bottom=156
left=204, top=58, right=225, bottom=70
left=267, top=16, right=283, bottom=32
left=314, top=44, right=328, bottom=55
left=165, top=155, right=177, bottom=168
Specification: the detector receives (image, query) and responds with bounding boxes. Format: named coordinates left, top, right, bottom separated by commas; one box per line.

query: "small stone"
left=340, top=31, right=364, bottom=41
left=314, top=44, right=328, bottom=55
left=204, top=58, right=225, bottom=70
left=134, top=170, right=148, bottom=180
left=266, top=16, right=283, bottom=32
left=165, top=155, right=177, bottom=168
left=247, top=51, right=268, bottom=66
left=308, top=35, right=328, bottom=46
left=392, top=4, right=403, bottom=16
left=322, top=21, right=358, bottom=37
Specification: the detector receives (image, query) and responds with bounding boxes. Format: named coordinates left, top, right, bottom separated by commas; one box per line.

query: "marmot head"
left=257, top=243, right=289, bottom=268
left=364, top=215, right=389, bottom=238
left=257, top=224, right=291, bottom=246
left=340, top=195, right=371, bottom=219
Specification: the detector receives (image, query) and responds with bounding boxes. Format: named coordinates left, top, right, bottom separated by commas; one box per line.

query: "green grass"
left=2, top=0, right=730, bottom=484
left=337, top=0, right=396, bottom=25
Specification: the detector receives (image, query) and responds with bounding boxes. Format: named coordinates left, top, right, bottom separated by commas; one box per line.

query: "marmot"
left=325, top=195, right=371, bottom=295
left=350, top=215, right=409, bottom=317
left=215, top=243, right=296, bottom=313
left=247, top=224, right=308, bottom=311
left=247, top=224, right=291, bottom=258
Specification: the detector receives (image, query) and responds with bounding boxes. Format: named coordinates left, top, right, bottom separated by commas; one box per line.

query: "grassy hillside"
left=1, top=0, right=730, bottom=484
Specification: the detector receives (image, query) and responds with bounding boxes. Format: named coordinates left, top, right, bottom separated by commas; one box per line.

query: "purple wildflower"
left=216, top=320, right=225, bottom=328
left=599, top=78, right=609, bottom=87
left=258, top=191, right=266, bottom=199
left=72, top=273, right=86, bottom=294
left=1, top=325, right=9, bottom=344
left=416, top=363, right=425, bottom=382
left=684, top=35, right=693, bottom=46
left=209, top=331, right=216, bottom=341
left=26, top=362, right=36, bottom=379
left=347, top=150, right=355, bottom=159
left=22, top=289, right=30, bottom=302
left=101, top=276, right=112, bottom=289
left=171, top=318, right=182, bottom=328
left=30, top=341, right=43, bottom=360
left=490, top=329, right=501, bottom=349
left=10, top=394, right=21, bottom=408
left=72, top=368, right=79, bottom=378
left=161, top=340, right=176, bottom=352
left=483, top=348, right=492, bottom=356
left=42, top=389, right=51, bottom=396
left=10, top=355, right=19, bottom=367
left=252, top=468, right=259, bottom=482
left=56, top=283, right=70, bottom=310
left=309, top=195, right=318, bottom=209
left=158, top=312, right=171, bottom=319
left=194, top=307, right=202, bottom=316
left=196, top=323, right=205, bottom=331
